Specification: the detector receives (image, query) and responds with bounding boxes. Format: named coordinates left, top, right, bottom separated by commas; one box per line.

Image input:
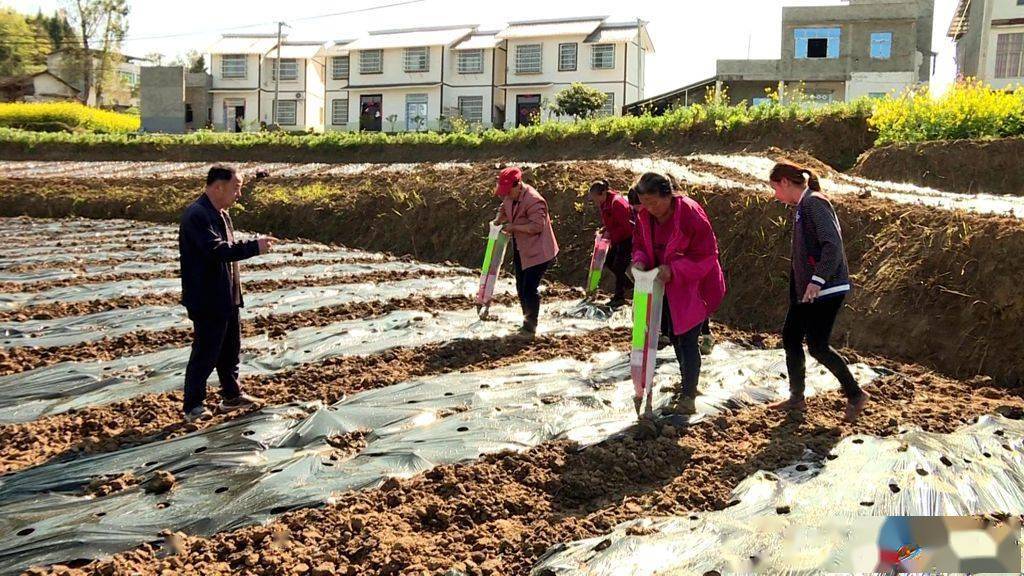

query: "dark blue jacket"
left=178, top=194, right=260, bottom=319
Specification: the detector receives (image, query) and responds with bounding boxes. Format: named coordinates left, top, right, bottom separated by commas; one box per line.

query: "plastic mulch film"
left=0, top=261, right=460, bottom=312
left=0, top=263, right=461, bottom=348
left=0, top=297, right=623, bottom=423
left=532, top=414, right=1024, bottom=575
left=630, top=268, right=664, bottom=419
left=0, top=344, right=877, bottom=574
left=585, top=232, right=611, bottom=298
left=476, top=221, right=509, bottom=319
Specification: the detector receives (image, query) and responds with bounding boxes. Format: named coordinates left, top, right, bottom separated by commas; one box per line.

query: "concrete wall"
left=955, top=0, right=989, bottom=78
left=185, top=72, right=212, bottom=130
left=140, top=66, right=185, bottom=134
left=847, top=71, right=916, bottom=98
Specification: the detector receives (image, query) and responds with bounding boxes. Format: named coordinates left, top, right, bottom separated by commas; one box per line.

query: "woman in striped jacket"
left=768, top=162, right=869, bottom=423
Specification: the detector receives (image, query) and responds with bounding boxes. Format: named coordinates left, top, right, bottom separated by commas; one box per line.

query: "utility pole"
left=273, top=20, right=286, bottom=127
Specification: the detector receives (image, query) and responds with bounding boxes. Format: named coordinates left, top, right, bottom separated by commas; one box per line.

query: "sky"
left=3, top=0, right=959, bottom=97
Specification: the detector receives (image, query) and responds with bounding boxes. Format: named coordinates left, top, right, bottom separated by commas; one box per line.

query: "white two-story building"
left=339, top=25, right=481, bottom=132
left=208, top=34, right=327, bottom=132
left=498, top=16, right=652, bottom=127
left=193, top=17, right=651, bottom=133
left=950, top=0, right=1024, bottom=90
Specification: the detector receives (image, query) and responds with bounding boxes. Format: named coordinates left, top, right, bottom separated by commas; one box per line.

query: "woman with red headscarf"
left=493, top=166, right=559, bottom=336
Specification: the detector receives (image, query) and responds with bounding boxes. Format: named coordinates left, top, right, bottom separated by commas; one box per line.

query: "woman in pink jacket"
left=632, top=172, right=726, bottom=415
left=494, top=167, right=559, bottom=336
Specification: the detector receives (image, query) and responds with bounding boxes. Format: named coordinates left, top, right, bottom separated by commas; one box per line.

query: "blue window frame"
left=794, top=27, right=841, bottom=59
left=871, top=32, right=893, bottom=59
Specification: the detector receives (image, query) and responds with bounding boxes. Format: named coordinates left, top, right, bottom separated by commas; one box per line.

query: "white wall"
left=349, top=46, right=443, bottom=87
left=443, top=85, right=494, bottom=127
left=347, top=86, right=443, bottom=131
left=210, top=54, right=261, bottom=89
left=846, top=71, right=918, bottom=99
left=211, top=91, right=259, bottom=131
left=991, top=0, right=1024, bottom=20
left=31, top=75, right=78, bottom=100
left=304, top=58, right=325, bottom=131
left=504, top=35, right=630, bottom=85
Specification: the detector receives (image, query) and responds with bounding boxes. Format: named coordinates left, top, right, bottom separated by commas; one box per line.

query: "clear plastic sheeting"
left=0, top=344, right=876, bottom=574
left=0, top=297, right=616, bottom=423
left=0, top=264, right=462, bottom=348
left=532, top=414, right=1024, bottom=575
left=0, top=261, right=461, bottom=312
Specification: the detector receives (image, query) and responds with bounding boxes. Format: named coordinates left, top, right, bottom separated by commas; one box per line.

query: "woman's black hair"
left=633, top=172, right=674, bottom=198
left=588, top=179, right=610, bottom=195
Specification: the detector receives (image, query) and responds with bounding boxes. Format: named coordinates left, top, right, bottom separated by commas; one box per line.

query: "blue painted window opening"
left=795, top=27, right=841, bottom=59
left=871, top=32, right=893, bottom=59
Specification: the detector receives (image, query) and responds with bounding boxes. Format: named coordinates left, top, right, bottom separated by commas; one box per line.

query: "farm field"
left=1, top=151, right=1023, bottom=574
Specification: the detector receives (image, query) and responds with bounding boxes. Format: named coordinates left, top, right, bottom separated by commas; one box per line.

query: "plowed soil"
left=35, top=352, right=1024, bottom=576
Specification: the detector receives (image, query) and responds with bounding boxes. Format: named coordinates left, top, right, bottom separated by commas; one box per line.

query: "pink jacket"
left=632, top=195, right=726, bottom=335
left=501, top=185, right=559, bottom=269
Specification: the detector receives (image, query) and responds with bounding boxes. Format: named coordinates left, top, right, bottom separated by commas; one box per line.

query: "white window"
left=404, top=47, right=429, bottom=72
left=360, top=50, right=383, bottom=74
left=995, top=33, right=1024, bottom=78
left=271, top=59, right=298, bottom=81
left=559, top=43, right=577, bottom=71
left=599, top=92, right=615, bottom=116
left=516, top=44, right=542, bottom=74
left=591, top=44, right=615, bottom=69
left=331, top=99, right=349, bottom=125
left=458, top=95, right=484, bottom=123
left=273, top=100, right=297, bottom=125
left=331, top=56, right=349, bottom=80
left=221, top=54, right=247, bottom=79
left=457, top=49, right=484, bottom=74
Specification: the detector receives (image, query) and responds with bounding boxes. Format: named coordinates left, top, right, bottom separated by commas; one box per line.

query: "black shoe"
left=218, top=393, right=261, bottom=411
left=607, top=297, right=627, bottom=309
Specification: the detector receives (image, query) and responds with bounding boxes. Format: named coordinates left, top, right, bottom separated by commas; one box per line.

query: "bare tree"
left=61, top=0, right=129, bottom=106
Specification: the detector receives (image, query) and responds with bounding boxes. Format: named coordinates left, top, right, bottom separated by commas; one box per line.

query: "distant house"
left=45, top=48, right=147, bottom=109
left=949, top=0, right=1024, bottom=90
left=628, top=0, right=934, bottom=115
left=0, top=71, right=80, bottom=103
left=0, top=49, right=145, bottom=108
left=207, top=34, right=327, bottom=132
left=498, top=16, right=653, bottom=127
left=340, top=24, right=484, bottom=132
left=144, top=18, right=653, bottom=133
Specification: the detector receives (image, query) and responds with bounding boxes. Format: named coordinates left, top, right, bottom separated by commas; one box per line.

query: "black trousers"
left=183, top=307, right=242, bottom=412
left=661, top=297, right=702, bottom=397
left=512, top=244, right=551, bottom=330
left=604, top=238, right=634, bottom=300
left=782, top=291, right=862, bottom=400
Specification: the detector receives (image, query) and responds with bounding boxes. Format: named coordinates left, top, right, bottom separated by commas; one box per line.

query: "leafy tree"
left=551, top=82, right=608, bottom=120
left=174, top=50, right=206, bottom=73
left=0, top=8, right=52, bottom=77
left=61, top=0, right=130, bottom=105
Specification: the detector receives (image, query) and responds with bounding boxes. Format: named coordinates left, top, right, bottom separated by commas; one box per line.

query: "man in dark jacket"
left=179, top=165, right=276, bottom=422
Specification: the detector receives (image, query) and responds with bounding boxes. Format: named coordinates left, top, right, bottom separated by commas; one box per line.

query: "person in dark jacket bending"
left=768, top=161, right=869, bottom=423
left=178, top=165, right=277, bottom=422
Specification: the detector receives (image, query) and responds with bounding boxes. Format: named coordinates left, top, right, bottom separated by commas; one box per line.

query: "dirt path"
left=37, top=353, right=1024, bottom=576
left=0, top=268, right=463, bottom=322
